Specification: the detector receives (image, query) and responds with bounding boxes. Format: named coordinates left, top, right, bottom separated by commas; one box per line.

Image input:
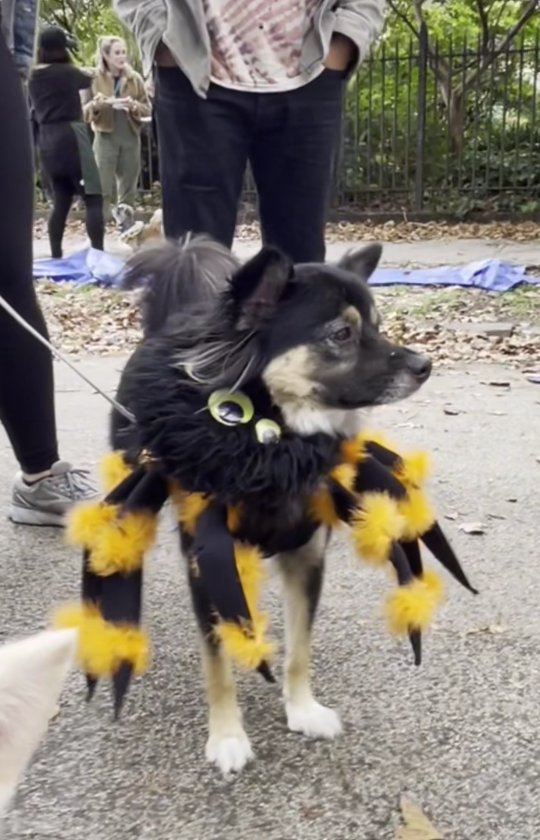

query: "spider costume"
left=55, top=382, right=477, bottom=715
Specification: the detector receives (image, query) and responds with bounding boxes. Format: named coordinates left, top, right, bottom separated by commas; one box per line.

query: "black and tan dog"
left=57, top=237, right=474, bottom=775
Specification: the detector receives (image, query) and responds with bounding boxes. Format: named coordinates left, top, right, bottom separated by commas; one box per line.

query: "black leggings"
left=0, top=32, right=59, bottom=473
left=48, top=178, right=104, bottom=258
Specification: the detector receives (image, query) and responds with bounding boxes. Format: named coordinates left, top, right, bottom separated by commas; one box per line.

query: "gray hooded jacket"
left=114, top=0, right=385, bottom=96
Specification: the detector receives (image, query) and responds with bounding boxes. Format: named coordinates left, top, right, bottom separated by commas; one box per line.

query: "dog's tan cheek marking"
left=342, top=305, right=362, bottom=326
left=369, top=304, right=381, bottom=328
left=263, top=345, right=316, bottom=401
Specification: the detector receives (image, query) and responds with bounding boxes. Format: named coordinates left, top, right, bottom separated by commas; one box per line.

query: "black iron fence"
left=138, top=31, right=540, bottom=216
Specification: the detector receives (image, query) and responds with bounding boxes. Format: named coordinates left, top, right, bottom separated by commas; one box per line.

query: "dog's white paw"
left=205, top=730, right=254, bottom=776
left=286, top=700, right=342, bottom=739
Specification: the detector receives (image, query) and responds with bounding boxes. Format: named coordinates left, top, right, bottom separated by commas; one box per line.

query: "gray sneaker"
left=9, top=461, right=99, bottom=527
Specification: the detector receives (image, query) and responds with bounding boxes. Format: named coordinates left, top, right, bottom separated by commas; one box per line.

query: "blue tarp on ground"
left=33, top=249, right=540, bottom=292
left=33, top=248, right=124, bottom=287
left=370, top=259, right=540, bottom=292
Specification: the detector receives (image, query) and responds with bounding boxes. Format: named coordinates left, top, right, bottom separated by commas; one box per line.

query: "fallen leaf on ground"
left=487, top=380, right=511, bottom=388
left=466, top=624, right=506, bottom=636
left=526, top=374, right=540, bottom=384
left=458, top=521, right=486, bottom=534
left=443, top=407, right=462, bottom=415
left=444, top=512, right=458, bottom=520
left=396, top=797, right=444, bottom=840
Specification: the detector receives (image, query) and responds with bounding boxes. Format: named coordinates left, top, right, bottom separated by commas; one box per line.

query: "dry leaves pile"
left=377, top=285, right=540, bottom=366
left=35, top=217, right=540, bottom=244
left=35, top=280, right=540, bottom=364
left=236, top=219, right=540, bottom=243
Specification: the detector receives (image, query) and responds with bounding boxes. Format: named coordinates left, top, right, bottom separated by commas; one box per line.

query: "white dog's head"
left=0, top=629, right=77, bottom=817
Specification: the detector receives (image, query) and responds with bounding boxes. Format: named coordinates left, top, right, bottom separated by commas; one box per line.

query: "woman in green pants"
left=84, top=36, right=150, bottom=219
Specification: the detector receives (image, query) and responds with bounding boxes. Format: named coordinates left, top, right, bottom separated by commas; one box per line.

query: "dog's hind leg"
left=200, top=638, right=254, bottom=775
left=277, top=527, right=342, bottom=739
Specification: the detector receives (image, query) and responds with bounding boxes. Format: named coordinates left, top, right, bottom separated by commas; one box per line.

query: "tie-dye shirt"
left=203, top=0, right=322, bottom=91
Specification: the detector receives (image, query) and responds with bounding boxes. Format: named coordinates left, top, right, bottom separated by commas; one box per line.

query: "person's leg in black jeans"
left=48, top=177, right=74, bottom=258
left=0, top=31, right=96, bottom=525
left=0, top=32, right=59, bottom=471
left=82, top=193, right=105, bottom=251
left=154, top=67, right=252, bottom=245
left=250, top=70, right=345, bottom=263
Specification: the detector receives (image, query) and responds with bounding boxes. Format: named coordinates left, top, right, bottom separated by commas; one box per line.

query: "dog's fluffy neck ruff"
left=278, top=399, right=364, bottom=438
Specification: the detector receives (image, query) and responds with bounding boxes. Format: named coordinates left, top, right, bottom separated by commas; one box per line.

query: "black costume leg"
left=183, top=529, right=253, bottom=775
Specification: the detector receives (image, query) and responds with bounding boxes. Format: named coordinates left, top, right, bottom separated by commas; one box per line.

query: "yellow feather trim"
left=234, top=543, right=265, bottom=616
left=420, top=569, right=444, bottom=602
left=309, top=488, right=340, bottom=527
left=53, top=603, right=149, bottom=677
left=351, top=493, right=405, bottom=565
left=384, top=577, right=441, bottom=635
left=175, top=491, right=210, bottom=535
left=398, top=487, right=435, bottom=540
left=214, top=621, right=276, bottom=670
left=215, top=543, right=275, bottom=670
left=66, top=501, right=118, bottom=548
left=67, top=501, right=157, bottom=576
left=99, top=451, right=132, bottom=493
left=394, top=450, right=431, bottom=488
left=330, top=462, right=357, bottom=492
left=88, top=511, right=158, bottom=576
left=341, top=436, right=367, bottom=465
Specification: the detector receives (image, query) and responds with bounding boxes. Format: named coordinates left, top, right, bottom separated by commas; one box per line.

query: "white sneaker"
left=9, top=461, right=99, bottom=527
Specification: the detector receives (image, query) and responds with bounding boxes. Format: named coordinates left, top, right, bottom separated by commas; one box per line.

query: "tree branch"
left=475, top=0, right=491, bottom=53
left=462, top=0, right=538, bottom=89
left=386, top=0, right=420, bottom=39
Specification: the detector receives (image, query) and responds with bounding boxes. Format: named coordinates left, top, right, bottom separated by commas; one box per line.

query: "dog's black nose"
left=406, top=351, right=432, bottom=382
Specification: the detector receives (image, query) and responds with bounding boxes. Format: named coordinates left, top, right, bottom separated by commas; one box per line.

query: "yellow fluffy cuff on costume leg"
left=66, top=500, right=118, bottom=547
left=395, top=450, right=431, bottom=488
left=351, top=493, right=405, bottom=565
left=215, top=621, right=276, bottom=670
left=355, top=430, right=431, bottom=489
left=99, top=451, right=133, bottom=493
left=384, top=572, right=444, bottom=635
left=215, top=543, right=276, bottom=670
left=53, top=603, right=149, bottom=677
left=398, top=487, right=436, bottom=540
left=66, top=502, right=158, bottom=576
left=173, top=490, right=210, bottom=535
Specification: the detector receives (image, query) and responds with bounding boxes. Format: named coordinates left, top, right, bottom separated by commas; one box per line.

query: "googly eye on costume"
left=208, top=391, right=254, bottom=426
left=255, top=418, right=282, bottom=444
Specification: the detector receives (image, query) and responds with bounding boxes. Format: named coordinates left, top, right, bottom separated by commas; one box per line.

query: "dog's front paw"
left=205, top=729, right=254, bottom=776
left=286, top=700, right=342, bottom=739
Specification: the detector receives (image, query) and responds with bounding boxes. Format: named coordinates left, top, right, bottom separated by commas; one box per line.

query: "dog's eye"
left=333, top=326, right=353, bottom=343
left=208, top=390, right=254, bottom=426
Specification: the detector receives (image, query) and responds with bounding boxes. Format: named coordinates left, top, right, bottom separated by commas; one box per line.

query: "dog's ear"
left=338, top=243, right=383, bottom=281
left=0, top=629, right=77, bottom=816
left=230, top=247, right=293, bottom=330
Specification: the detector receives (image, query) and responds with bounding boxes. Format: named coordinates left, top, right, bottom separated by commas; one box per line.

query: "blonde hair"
left=96, top=36, right=127, bottom=75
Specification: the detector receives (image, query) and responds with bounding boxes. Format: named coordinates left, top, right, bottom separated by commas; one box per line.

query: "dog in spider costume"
left=55, top=237, right=477, bottom=774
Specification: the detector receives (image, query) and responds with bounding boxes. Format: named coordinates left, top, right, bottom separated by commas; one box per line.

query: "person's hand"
left=125, top=96, right=136, bottom=110
left=324, top=34, right=357, bottom=72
